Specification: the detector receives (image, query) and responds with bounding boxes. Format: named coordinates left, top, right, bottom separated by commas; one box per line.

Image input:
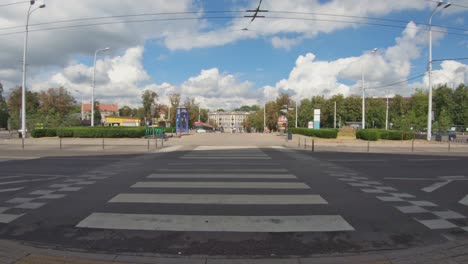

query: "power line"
left=369, top=74, right=427, bottom=90
left=423, top=0, right=468, bottom=9
left=0, top=0, right=27, bottom=7
left=269, top=10, right=468, bottom=33
left=0, top=16, right=243, bottom=36
left=0, top=14, right=466, bottom=37
left=0, top=10, right=245, bottom=31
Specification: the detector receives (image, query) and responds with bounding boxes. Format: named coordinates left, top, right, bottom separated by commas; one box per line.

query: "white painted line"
left=0, top=207, right=8, bottom=213
left=0, top=187, right=23, bottom=193
left=422, top=180, right=452, bottom=193
left=158, top=169, right=289, bottom=172
left=0, top=213, right=23, bottom=223
left=6, top=197, right=34, bottom=204
left=326, top=159, right=385, bottom=162
left=432, top=211, right=465, bottom=219
left=110, top=194, right=327, bottom=205
left=408, top=158, right=459, bottom=161
left=38, top=194, right=66, bottom=199
left=168, top=162, right=278, bottom=166
left=15, top=202, right=45, bottom=209
left=77, top=213, right=355, bottom=232
left=156, top=145, right=183, bottom=153
left=58, top=187, right=82, bottom=192
left=459, top=195, right=468, bottom=207
left=147, top=174, right=297, bottom=179
left=377, top=196, right=405, bottom=202
left=131, top=182, right=310, bottom=189
left=395, top=206, right=428, bottom=214
left=390, top=193, right=415, bottom=198
left=0, top=178, right=59, bottom=186
left=29, top=190, right=54, bottom=195
left=181, top=156, right=271, bottom=160
left=416, top=219, right=457, bottom=229
left=361, top=189, right=386, bottom=194
left=193, top=146, right=259, bottom=151
left=409, top=201, right=437, bottom=207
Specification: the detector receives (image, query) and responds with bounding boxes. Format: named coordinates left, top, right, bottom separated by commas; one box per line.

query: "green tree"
left=389, top=95, right=409, bottom=129
left=35, top=87, right=77, bottom=127
left=0, top=83, right=8, bottom=129
left=119, top=106, right=134, bottom=117
left=298, top=98, right=313, bottom=127
left=366, top=98, right=386, bottom=129
left=452, top=84, right=467, bottom=128
left=433, top=84, right=454, bottom=128
left=169, top=93, right=181, bottom=125
left=94, top=101, right=102, bottom=125
left=408, top=90, right=428, bottom=131
left=141, top=90, right=158, bottom=118
left=343, top=95, right=361, bottom=123
left=7, top=86, right=40, bottom=130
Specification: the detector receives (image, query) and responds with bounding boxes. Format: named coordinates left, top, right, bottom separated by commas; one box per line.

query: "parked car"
left=434, top=130, right=456, bottom=141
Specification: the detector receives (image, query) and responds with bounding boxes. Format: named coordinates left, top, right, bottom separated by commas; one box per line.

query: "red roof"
left=82, top=103, right=118, bottom=113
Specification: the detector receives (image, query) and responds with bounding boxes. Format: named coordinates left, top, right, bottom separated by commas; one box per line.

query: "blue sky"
left=0, top=0, right=467, bottom=109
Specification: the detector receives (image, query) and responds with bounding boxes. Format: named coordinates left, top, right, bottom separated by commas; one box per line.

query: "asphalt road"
left=0, top=146, right=467, bottom=257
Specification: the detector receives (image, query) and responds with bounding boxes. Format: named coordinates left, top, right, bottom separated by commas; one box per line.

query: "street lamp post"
left=384, top=90, right=390, bottom=130
left=427, top=1, right=451, bottom=141
left=361, top=48, right=378, bottom=130
left=91, top=47, right=110, bottom=127
left=21, top=0, right=46, bottom=138
left=295, top=100, right=298, bottom=128
left=263, top=102, right=266, bottom=132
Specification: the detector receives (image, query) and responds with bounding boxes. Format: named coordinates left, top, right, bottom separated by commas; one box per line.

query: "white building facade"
left=208, top=111, right=250, bottom=133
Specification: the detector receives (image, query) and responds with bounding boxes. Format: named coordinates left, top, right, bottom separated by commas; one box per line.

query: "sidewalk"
left=286, top=134, right=468, bottom=156
left=1, top=238, right=467, bottom=264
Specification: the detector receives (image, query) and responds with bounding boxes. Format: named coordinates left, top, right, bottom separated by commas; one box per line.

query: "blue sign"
left=176, top=107, right=189, bottom=134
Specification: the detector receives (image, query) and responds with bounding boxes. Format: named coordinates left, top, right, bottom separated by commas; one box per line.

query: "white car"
left=197, top=129, right=206, bottom=133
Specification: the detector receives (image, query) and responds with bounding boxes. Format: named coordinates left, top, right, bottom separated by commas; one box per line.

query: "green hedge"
left=356, top=129, right=415, bottom=141
left=289, top=128, right=338, bottom=139
left=31, top=128, right=57, bottom=138
left=32, top=127, right=146, bottom=138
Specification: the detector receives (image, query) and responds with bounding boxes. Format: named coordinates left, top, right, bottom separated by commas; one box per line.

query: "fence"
left=0, top=138, right=168, bottom=152
left=292, top=135, right=468, bottom=154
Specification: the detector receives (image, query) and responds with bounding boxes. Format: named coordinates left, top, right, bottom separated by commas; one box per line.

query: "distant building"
left=82, top=103, right=119, bottom=125
left=208, top=111, right=250, bottom=133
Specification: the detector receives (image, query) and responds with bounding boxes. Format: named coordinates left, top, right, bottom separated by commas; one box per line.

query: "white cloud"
left=32, top=46, right=161, bottom=108
left=271, top=36, right=303, bottom=51
left=261, top=21, right=454, bottom=100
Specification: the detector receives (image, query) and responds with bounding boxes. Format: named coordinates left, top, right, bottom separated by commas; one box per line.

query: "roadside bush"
left=289, top=128, right=338, bottom=139
left=31, top=128, right=57, bottom=138
left=356, top=129, right=380, bottom=141
left=37, top=127, right=148, bottom=138
left=356, top=129, right=415, bottom=141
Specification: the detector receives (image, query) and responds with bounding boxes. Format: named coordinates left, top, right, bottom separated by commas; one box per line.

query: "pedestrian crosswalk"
left=76, top=146, right=354, bottom=233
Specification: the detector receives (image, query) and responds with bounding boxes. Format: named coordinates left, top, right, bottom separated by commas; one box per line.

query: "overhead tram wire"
left=0, top=10, right=245, bottom=31
left=368, top=58, right=468, bottom=90
left=423, top=0, right=468, bottom=9
left=0, top=13, right=466, bottom=37
left=268, top=10, right=468, bottom=33
left=367, top=74, right=427, bottom=90
left=0, top=0, right=28, bottom=7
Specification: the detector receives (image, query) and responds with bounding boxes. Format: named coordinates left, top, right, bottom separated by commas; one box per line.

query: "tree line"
left=0, top=84, right=211, bottom=130
left=0, top=83, right=466, bottom=132
left=245, top=84, right=467, bottom=132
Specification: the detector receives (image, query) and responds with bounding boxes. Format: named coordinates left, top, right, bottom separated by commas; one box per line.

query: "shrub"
left=289, top=128, right=338, bottom=139
left=31, top=128, right=57, bottom=138
left=356, top=129, right=415, bottom=141
left=39, top=127, right=147, bottom=138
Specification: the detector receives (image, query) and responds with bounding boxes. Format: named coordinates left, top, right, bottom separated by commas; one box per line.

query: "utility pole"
left=385, top=90, right=390, bottom=130
left=334, top=101, right=337, bottom=129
